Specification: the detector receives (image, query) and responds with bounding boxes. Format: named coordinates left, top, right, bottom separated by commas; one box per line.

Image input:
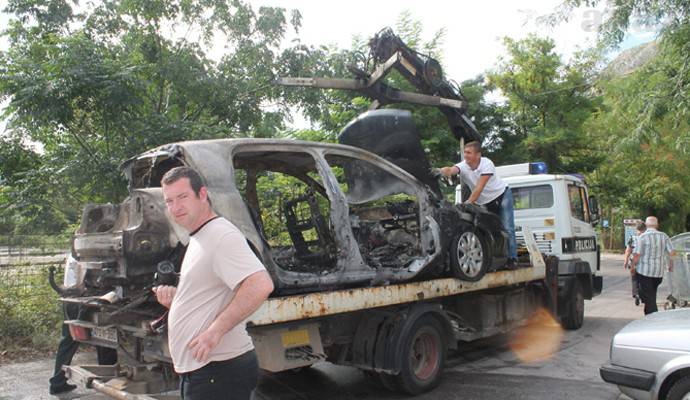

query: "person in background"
left=630, top=216, right=675, bottom=315
left=49, top=254, right=118, bottom=395
left=623, top=221, right=646, bottom=306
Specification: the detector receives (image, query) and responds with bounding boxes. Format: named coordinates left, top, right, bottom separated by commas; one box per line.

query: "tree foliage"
left=488, top=35, right=601, bottom=173
left=552, top=0, right=690, bottom=148
left=0, top=0, right=314, bottom=233
left=550, top=0, right=690, bottom=232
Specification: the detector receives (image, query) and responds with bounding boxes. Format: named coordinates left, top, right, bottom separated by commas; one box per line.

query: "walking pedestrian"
left=630, top=216, right=675, bottom=315
left=623, top=221, right=646, bottom=306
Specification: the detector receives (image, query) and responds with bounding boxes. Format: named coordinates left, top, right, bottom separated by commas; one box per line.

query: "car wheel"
left=667, top=375, right=690, bottom=400
left=561, top=278, right=585, bottom=330
left=450, top=229, right=490, bottom=281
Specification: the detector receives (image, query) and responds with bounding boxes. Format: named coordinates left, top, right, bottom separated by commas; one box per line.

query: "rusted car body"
left=73, top=110, right=508, bottom=297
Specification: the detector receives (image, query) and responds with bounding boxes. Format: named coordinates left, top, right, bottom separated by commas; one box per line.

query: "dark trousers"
left=180, top=350, right=259, bottom=400
left=49, top=303, right=118, bottom=390
left=630, top=273, right=640, bottom=297
left=637, top=274, right=663, bottom=315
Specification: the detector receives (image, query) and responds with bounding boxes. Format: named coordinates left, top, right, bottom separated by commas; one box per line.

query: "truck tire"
left=667, top=375, right=690, bottom=400
left=561, top=279, right=585, bottom=330
left=450, top=229, right=490, bottom=282
left=390, top=315, right=447, bottom=394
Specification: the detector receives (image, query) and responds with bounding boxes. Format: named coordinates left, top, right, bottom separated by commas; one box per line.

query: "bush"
left=0, top=265, right=63, bottom=355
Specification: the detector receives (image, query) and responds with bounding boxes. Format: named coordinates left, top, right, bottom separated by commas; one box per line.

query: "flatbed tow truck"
left=58, top=28, right=599, bottom=398
left=64, top=230, right=555, bottom=398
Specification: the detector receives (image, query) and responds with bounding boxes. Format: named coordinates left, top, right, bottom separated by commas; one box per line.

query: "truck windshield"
left=512, top=185, right=554, bottom=210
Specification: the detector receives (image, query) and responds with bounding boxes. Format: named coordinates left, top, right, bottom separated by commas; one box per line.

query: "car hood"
left=339, top=109, right=442, bottom=199
left=614, top=309, right=690, bottom=352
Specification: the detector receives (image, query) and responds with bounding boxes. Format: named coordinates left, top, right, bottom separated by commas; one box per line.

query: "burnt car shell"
left=73, top=110, right=508, bottom=297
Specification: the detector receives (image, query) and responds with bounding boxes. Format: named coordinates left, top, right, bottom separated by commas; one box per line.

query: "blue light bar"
left=528, top=162, right=548, bottom=174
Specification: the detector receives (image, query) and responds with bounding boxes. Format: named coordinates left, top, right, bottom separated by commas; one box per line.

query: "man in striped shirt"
left=631, top=216, right=675, bottom=315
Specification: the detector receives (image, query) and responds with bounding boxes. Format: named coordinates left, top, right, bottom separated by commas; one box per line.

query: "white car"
left=600, top=308, right=690, bottom=400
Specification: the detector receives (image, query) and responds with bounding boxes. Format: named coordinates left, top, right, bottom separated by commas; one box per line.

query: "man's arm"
left=466, top=174, right=491, bottom=204
left=630, top=253, right=641, bottom=273
left=440, top=165, right=460, bottom=178
left=666, top=237, right=676, bottom=272
left=188, top=270, right=274, bottom=363
left=623, top=245, right=632, bottom=269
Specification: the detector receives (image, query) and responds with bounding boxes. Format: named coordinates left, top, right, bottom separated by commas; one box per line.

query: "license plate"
left=281, top=329, right=310, bottom=348
left=91, top=326, right=118, bottom=343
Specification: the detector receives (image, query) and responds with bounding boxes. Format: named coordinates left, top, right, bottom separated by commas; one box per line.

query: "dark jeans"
left=49, top=303, right=118, bottom=390
left=180, top=350, right=258, bottom=400
left=485, top=188, right=517, bottom=260
left=637, top=274, right=663, bottom=315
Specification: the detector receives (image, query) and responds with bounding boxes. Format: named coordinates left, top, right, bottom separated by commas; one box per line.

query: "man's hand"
left=152, top=285, right=176, bottom=308
left=188, top=327, right=224, bottom=363
left=440, top=166, right=456, bottom=178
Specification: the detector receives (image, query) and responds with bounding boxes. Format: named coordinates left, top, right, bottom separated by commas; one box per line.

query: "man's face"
left=463, top=147, right=481, bottom=169
left=162, top=177, right=208, bottom=231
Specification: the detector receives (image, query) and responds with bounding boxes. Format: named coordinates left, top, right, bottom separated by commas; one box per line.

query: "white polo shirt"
left=454, top=157, right=507, bottom=205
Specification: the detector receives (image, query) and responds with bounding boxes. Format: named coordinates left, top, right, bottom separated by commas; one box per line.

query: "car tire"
left=561, top=278, right=585, bottom=330
left=667, top=375, right=690, bottom=400
left=449, top=228, right=490, bottom=282
left=388, top=315, right=447, bottom=395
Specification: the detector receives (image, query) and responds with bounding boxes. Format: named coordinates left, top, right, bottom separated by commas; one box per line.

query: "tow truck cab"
left=456, top=162, right=603, bottom=329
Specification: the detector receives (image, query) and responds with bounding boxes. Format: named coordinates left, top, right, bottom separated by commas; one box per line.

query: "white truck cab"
left=455, top=162, right=603, bottom=328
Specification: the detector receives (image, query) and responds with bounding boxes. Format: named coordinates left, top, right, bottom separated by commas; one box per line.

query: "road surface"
left=0, top=253, right=661, bottom=399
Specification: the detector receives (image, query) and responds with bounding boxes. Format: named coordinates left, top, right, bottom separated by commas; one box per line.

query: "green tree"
left=0, top=0, right=312, bottom=234
left=553, top=0, right=690, bottom=147
left=552, top=0, right=690, bottom=232
left=488, top=35, right=601, bottom=173
left=586, top=50, right=690, bottom=234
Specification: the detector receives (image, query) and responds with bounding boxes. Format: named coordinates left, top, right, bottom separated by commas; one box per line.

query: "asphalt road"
left=0, top=253, right=662, bottom=400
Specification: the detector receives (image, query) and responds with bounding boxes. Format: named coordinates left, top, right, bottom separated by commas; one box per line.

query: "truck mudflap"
left=64, top=364, right=178, bottom=400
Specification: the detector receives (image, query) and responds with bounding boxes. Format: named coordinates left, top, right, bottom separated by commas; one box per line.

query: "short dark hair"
left=161, top=166, right=205, bottom=198
left=464, top=141, right=482, bottom=153
left=636, top=221, right=646, bottom=231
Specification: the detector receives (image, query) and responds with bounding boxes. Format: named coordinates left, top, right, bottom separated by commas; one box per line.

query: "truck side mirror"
left=589, top=196, right=599, bottom=225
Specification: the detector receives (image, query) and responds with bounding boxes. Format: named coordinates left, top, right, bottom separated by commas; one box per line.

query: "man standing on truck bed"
left=439, top=141, right=518, bottom=268
left=153, top=166, right=274, bottom=400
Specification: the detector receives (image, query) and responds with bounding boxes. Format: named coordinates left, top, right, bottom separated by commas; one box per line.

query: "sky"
left=247, top=0, right=655, bottom=83
left=0, top=0, right=658, bottom=133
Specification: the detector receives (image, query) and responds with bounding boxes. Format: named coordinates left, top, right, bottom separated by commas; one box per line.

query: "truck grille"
left=516, top=232, right=553, bottom=254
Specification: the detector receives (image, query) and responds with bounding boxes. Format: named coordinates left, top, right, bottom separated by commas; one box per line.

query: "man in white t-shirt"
left=439, top=141, right=517, bottom=267
left=153, top=166, right=274, bottom=400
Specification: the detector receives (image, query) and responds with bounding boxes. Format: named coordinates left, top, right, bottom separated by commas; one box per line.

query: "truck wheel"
left=667, top=375, right=690, bottom=400
left=561, top=279, right=585, bottom=330
left=450, top=229, right=490, bottom=281
left=395, top=315, right=447, bottom=394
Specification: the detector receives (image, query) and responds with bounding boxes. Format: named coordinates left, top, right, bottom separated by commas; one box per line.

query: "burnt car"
left=72, top=109, right=509, bottom=298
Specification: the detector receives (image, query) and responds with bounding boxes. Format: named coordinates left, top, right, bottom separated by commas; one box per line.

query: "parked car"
left=600, top=308, right=690, bottom=400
